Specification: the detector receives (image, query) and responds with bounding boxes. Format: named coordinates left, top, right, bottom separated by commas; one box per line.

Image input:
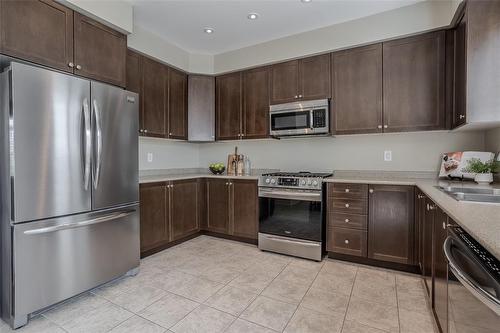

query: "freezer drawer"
left=12, top=205, right=139, bottom=317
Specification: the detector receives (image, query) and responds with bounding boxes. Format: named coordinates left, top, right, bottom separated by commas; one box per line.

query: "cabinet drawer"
left=330, top=198, right=367, bottom=215
left=327, top=227, right=367, bottom=257
left=329, top=183, right=368, bottom=199
left=329, top=213, right=367, bottom=230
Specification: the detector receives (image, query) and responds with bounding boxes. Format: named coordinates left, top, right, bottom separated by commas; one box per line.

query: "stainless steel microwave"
left=269, top=99, right=329, bottom=137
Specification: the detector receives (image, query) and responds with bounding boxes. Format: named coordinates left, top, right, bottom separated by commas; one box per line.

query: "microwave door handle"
left=444, top=236, right=500, bottom=315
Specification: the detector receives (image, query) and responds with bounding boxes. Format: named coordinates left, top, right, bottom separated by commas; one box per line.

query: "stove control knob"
left=265, top=178, right=271, bottom=184
left=307, top=180, right=312, bottom=185
left=300, top=179, right=306, bottom=185
left=270, top=179, right=276, bottom=184
left=312, top=180, right=318, bottom=186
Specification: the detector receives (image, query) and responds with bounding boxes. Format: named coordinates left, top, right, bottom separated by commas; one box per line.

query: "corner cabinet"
left=216, top=73, right=242, bottom=140
left=0, top=0, right=126, bottom=87
left=270, top=54, right=331, bottom=104
left=206, top=178, right=258, bottom=240
left=368, top=185, right=415, bottom=264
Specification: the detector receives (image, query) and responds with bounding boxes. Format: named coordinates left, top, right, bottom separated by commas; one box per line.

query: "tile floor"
left=0, top=236, right=437, bottom=333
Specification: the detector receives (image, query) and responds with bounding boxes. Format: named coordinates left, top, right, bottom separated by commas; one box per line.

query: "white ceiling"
left=131, top=0, right=424, bottom=55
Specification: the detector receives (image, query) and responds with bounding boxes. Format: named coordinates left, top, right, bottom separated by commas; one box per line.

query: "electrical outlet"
left=384, top=150, right=392, bottom=162
left=147, top=152, right=153, bottom=163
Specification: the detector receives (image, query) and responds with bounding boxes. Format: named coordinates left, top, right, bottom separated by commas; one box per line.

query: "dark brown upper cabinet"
left=141, top=56, right=167, bottom=137
left=270, top=54, right=331, bottom=104
left=331, top=44, right=383, bottom=134
left=73, top=12, right=126, bottom=87
left=168, top=68, right=188, bottom=139
left=139, top=183, right=168, bottom=253
left=0, top=1, right=126, bottom=87
left=216, top=72, right=242, bottom=140
left=383, top=31, right=446, bottom=133
left=451, top=1, right=500, bottom=130
left=242, top=67, right=270, bottom=139
left=170, top=179, right=199, bottom=241
left=368, top=185, right=415, bottom=264
left=0, top=0, right=74, bottom=73
left=126, top=50, right=142, bottom=95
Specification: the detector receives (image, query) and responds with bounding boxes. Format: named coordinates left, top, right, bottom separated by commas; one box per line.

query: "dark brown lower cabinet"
left=423, top=198, right=435, bottom=296
left=232, top=180, right=258, bottom=239
left=433, top=207, right=449, bottom=333
left=140, top=179, right=201, bottom=254
left=368, top=185, right=415, bottom=264
left=139, top=183, right=168, bottom=252
left=171, top=179, right=200, bottom=241
left=415, top=189, right=427, bottom=269
left=206, top=178, right=258, bottom=240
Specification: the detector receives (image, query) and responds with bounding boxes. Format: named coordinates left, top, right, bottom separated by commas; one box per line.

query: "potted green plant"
left=462, top=158, right=500, bottom=184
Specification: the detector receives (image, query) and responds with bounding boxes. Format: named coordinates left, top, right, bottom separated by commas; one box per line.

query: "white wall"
left=139, top=137, right=200, bottom=170
left=214, top=0, right=459, bottom=73
left=57, top=0, right=133, bottom=34
left=485, top=127, right=500, bottom=153
left=198, top=131, right=485, bottom=173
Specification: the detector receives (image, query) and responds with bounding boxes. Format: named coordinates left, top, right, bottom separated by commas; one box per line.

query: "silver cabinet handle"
left=144, top=129, right=148, bottom=133
left=443, top=237, right=500, bottom=315
left=139, top=129, right=143, bottom=133
left=92, top=99, right=103, bottom=190
left=344, top=239, right=349, bottom=244
left=76, top=64, right=82, bottom=70
left=82, top=98, right=91, bottom=190
left=369, top=189, right=374, bottom=193
left=68, top=62, right=75, bottom=68
left=459, top=115, right=465, bottom=119
left=24, top=210, right=135, bottom=235
left=169, top=132, right=172, bottom=135
left=442, top=221, right=446, bottom=230
left=384, top=125, right=388, bottom=129
left=345, top=203, right=350, bottom=208
left=417, top=194, right=426, bottom=199
left=345, top=188, right=350, bottom=193
left=429, top=204, right=436, bottom=211
left=345, top=218, right=350, bottom=223
left=225, top=182, right=229, bottom=185
left=298, top=94, right=303, bottom=98
left=377, top=125, right=382, bottom=129
left=294, top=95, right=298, bottom=99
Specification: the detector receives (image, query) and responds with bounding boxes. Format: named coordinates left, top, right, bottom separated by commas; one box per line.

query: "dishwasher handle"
left=443, top=236, right=500, bottom=315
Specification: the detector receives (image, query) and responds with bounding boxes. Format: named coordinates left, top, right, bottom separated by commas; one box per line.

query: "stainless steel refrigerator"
left=0, top=62, right=140, bottom=329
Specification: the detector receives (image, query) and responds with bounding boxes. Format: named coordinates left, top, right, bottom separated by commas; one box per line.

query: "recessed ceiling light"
left=301, top=0, right=312, bottom=3
left=203, top=27, right=214, bottom=34
left=247, top=13, right=259, bottom=20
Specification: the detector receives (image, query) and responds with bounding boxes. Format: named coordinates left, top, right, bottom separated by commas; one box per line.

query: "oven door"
left=444, top=233, right=500, bottom=332
left=258, top=188, right=322, bottom=242
left=270, top=110, right=311, bottom=136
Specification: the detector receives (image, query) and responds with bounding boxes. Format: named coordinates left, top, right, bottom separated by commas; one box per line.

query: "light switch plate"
left=384, top=150, right=392, bottom=162
left=147, top=152, right=153, bottom=163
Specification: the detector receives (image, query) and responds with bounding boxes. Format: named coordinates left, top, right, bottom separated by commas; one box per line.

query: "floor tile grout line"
left=339, top=264, right=358, bottom=333
left=281, top=260, right=325, bottom=332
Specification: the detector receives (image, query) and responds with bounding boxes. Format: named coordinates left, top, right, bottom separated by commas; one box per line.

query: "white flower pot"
left=474, top=173, right=493, bottom=184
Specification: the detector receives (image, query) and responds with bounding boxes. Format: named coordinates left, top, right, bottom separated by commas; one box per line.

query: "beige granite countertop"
left=140, top=173, right=260, bottom=183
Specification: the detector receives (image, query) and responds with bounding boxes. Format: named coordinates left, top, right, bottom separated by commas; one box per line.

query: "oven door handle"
left=443, top=236, right=500, bottom=315
left=265, top=236, right=321, bottom=247
left=258, top=189, right=321, bottom=202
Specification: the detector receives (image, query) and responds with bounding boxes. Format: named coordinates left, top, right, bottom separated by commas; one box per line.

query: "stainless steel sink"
left=436, top=186, right=500, bottom=203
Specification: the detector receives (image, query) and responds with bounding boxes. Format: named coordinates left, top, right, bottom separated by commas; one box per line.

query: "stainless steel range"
left=258, top=172, right=332, bottom=261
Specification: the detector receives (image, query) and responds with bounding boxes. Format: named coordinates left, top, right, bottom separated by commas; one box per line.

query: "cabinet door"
left=188, top=76, right=215, bottom=141
left=142, top=57, right=167, bottom=137
left=171, top=179, right=199, bottom=241
left=126, top=50, right=142, bottom=133
left=415, top=189, right=427, bottom=269
left=206, top=179, right=230, bottom=234
left=270, top=60, right=299, bottom=104
left=453, top=12, right=467, bottom=128
left=299, top=54, right=331, bottom=100
left=368, top=185, right=415, bottom=264
left=433, top=207, right=448, bottom=333
left=423, top=198, right=435, bottom=296
left=216, top=72, right=242, bottom=140
left=231, top=180, right=258, bottom=239
left=332, top=44, right=383, bottom=134
left=168, top=68, right=188, bottom=139
left=139, top=184, right=168, bottom=252
left=0, top=0, right=74, bottom=73
left=73, top=12, right=126, bottom=87
left=383, top=31, right=446, bottom=132
left=243, top=67, right=269, bottom=139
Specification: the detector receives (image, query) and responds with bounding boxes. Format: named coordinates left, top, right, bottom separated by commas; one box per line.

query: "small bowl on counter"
left=209, top=165, right=226, bottom=175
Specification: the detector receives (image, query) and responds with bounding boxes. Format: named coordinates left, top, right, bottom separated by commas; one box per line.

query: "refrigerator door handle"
left=92, top=99, right=103, bottom=189
left=83, top=98, right=91, bottom=190
left=23, top=210, right=135, bottom=235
